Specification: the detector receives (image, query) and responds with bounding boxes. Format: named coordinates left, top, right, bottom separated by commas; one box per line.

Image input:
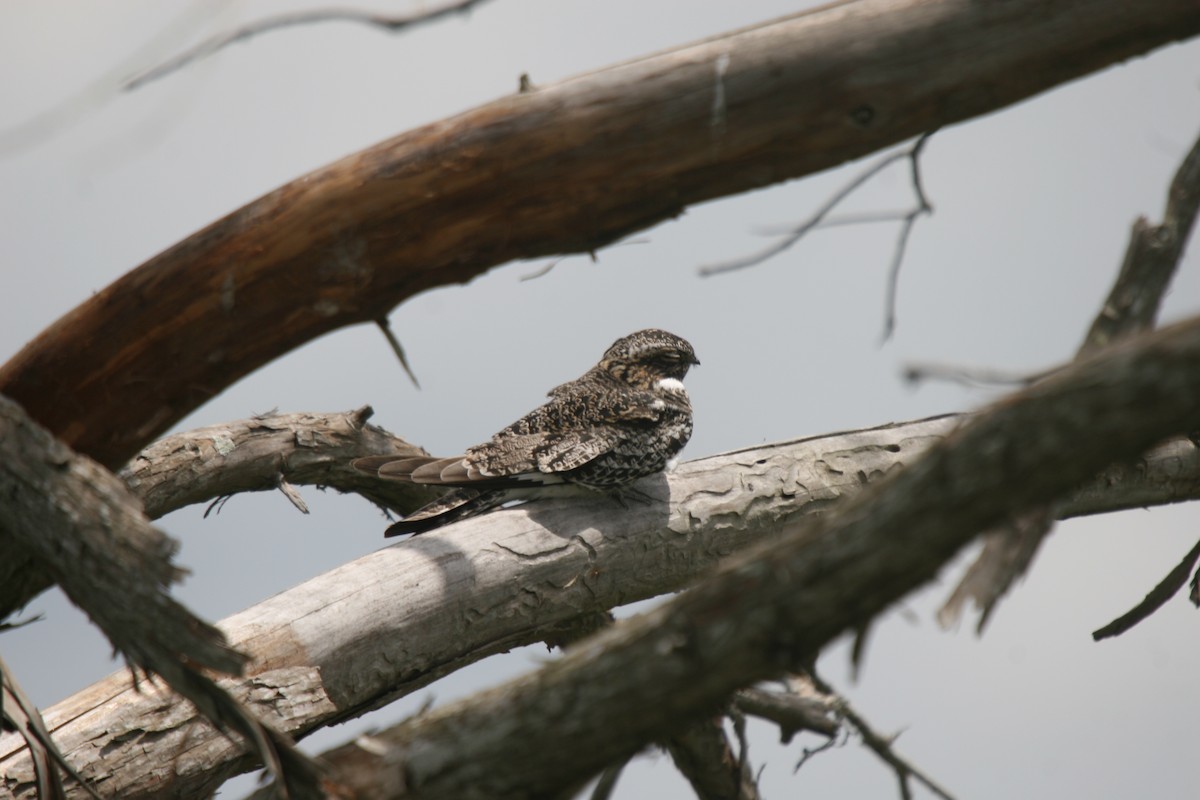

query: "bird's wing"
left=358, top=389, right=667, bottom=487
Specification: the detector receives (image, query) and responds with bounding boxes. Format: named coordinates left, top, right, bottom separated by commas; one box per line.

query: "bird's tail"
left=384, top=488, right=507, bottom=537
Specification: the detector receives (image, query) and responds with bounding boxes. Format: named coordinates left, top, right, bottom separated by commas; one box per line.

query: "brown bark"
left=1, top=0, right=1195, bottom=470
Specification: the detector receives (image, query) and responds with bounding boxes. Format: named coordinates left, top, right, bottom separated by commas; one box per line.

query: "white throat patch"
left=656, top=377, right=686, bottom=392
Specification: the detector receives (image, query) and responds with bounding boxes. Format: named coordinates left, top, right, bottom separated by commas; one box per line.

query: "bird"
left=354, top=328, right=699, bottom=536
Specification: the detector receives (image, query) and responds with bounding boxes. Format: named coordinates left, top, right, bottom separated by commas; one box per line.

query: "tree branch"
left=1080, top=123, right=1200, bottom=354
left=119, top=406, right=434, bottom=520
left=808, top=672, right=957, bottom=800
left=123, top=0, right=497, bottom=91
left=3, top=0, right=1196, bottom=470
left=938, top=121, right=1200, bottom=631
left=0, top=396, right=319, bottom=799
left=7, top=387, right=1200, bottom=796
left=286, top=314, right=1200, bottom=800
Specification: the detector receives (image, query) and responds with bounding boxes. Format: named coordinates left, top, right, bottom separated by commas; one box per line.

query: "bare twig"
left=699, top=131, right=936, bottom=316
left=1092, top=536, right=1200, bottom=640
left=730, top=707, right=752, bottom=798
left=520, top=257, right=565, bottom=281
left=276, top=475, right=310, bottom=514
left=881, top=132, right=935, bottom=341
left=809, top=673, right=957, bottom=800
left=590, top=758, right=629, bottom=800
left=374, top=317, right=421, bottom=389
left=1, top=654, right=100, bottom=800
left=902, top=361, right=1055, bottom=389
left=124, top=0, right=496, bottom=90
left=1080, top=124, right=1200, bottom=354
left=793, top=727, right=846, bottom=773
left=203, top=494, right=233, bottom=518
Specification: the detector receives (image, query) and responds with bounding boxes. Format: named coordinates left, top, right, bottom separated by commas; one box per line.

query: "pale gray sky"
left=2, top=2, right=1199, bottom=798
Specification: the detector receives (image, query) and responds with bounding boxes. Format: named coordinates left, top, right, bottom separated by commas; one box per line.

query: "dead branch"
left=0, top=396, right=319, bottom=799
left=807, top=672, right=956, bottom=800
left=699, top=130, right=935, bottom=341
left=9, top=366, right=1197, bottom=797
left=1092, top=536, right=1200, bottom=640
left=940, top=122, right=1200, bottom=631
left=698, top=132, right=934, bottom=279
left=1, top=654, right=96, bottom=800
left=3, top=0, right=1196, bottom=471
left=1080, top=124, right=1200, bottom=355
left=119, top=406, right=435, bottom=520
left=123, top=0, right=497, bottom=91
left=236, top=315, right=1200, bottom=800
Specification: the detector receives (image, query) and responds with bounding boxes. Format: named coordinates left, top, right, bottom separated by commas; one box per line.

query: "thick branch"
left=0, top=396, right=318, bottom=799
left=5, top=400, right=1200, bottom=796
left=310, top=316, right=1200, bottom=800
left=2, top=0, right=1196, bottom=469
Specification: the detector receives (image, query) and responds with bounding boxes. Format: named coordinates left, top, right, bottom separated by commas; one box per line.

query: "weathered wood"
left=4, top=407, right=1199, bottom=798
left=0, top=396, right=318, bottom=799
left=1, top=0, right=1196, bottom=470
left=120, top=406, right=435, bottom=520
left=294, top=316, right=1200, bottom=800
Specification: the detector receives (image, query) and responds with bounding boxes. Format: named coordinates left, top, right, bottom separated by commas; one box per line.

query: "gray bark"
left=3, top=405, right=1198, bottom=797
left=296, top=316, right=1200, bottom=800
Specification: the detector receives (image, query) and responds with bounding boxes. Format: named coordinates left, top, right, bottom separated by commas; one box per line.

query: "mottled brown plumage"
left=354, top=329, right=698, bottom=536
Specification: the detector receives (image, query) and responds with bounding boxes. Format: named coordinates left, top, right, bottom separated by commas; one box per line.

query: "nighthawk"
left=354, top=328, right=699, bottom=536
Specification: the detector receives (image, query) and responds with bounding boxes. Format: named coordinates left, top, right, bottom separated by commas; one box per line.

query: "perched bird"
left=355, top=328, right=699, bottom=536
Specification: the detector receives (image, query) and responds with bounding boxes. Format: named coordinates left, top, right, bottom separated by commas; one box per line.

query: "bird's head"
left=599, top=329, right=699, bottom=389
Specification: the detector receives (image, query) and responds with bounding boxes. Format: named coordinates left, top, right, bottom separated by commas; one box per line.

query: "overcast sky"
left=2, top=2, right=1199, bottom=798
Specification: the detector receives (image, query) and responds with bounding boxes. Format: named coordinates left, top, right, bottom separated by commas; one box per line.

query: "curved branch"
left=3, top=0, right=1196, bottom=469
left=120, top=406, right=435, bottom=520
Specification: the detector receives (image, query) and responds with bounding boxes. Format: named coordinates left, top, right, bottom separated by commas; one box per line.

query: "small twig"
left=124, top=0, right=496, bottom=91
left=1092, top=536, right=1200, bottom=641
left=730, top=706, right=751, bottom=798
left=700, top=130, right=935, bottom=285
left=276, top=475, right=310, bottom=514
left=520, top=257, right=564, bottom=281
left=880, top=134, right=934, bottom=341
left=590, top=756, right=630, bottom=800
left=755, top=210, right=916, bottom=234
left=203, top=494, right=233, bottom=518
left=2, top=654, right=103, bottom=799
left=793, top=726, right=846, bottom=773
left=374, top=317, right=420, bottom=389
left=902, top=361, right=1057, bottom=389
left=809, top=672, right=958, bottom=800
left=521, top=240, right=645, bottom=281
